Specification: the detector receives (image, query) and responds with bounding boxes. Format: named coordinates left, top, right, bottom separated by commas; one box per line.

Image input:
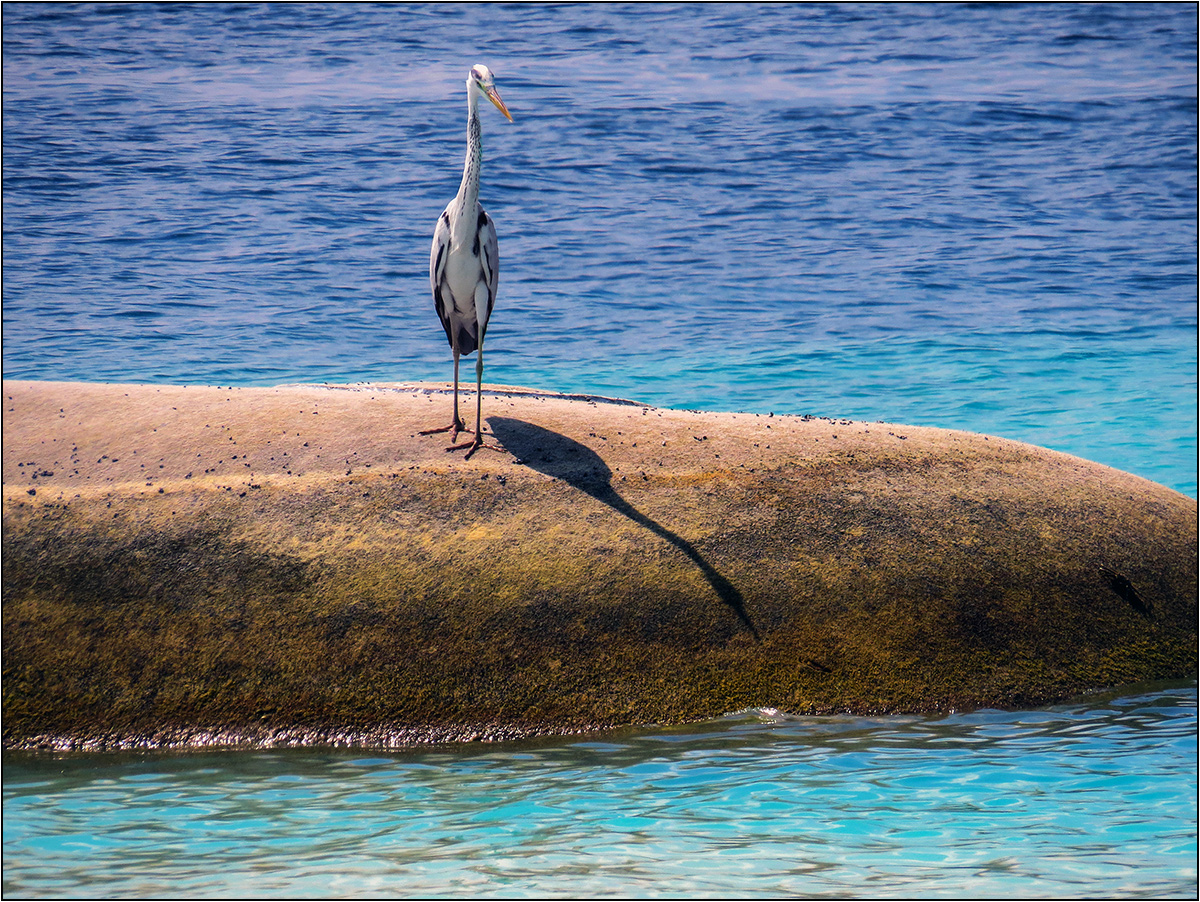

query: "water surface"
left=1, top=6, right=1196, bottom=898
left=3, top=2, right=1196, bottom=493
left=3, top=684, right=1196, bottom=899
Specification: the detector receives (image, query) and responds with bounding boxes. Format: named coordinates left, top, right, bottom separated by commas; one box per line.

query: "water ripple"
left=3, top=683, right=1195, bottom=898
left=2, top=3, right=1195, bottom=494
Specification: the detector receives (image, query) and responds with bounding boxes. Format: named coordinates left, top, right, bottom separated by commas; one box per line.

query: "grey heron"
left=421, top=64, right=513, bottom=458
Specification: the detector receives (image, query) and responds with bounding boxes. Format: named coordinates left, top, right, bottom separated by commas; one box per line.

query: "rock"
left=2, top=380, right=1195, bottom=750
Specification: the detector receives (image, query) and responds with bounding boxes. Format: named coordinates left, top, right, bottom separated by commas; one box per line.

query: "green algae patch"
left=3, top=380, right=1196, bottom=750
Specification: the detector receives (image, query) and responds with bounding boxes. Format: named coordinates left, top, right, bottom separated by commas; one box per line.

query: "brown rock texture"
left=3, top=380, right=1195, bottom=750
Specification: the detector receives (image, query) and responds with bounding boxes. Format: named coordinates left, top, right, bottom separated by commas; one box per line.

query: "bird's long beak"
left=486, top=87, right=513, bottom=122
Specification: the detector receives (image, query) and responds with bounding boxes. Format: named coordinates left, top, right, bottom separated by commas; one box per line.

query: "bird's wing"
left=477, top=206, right=499, bottom=324
left=430, top=209, right=455, bottom=346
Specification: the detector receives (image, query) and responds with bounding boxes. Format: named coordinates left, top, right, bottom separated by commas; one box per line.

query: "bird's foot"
left=446, top=434, right=505, bottom=460
left=419, top=419, right=467, bottom=442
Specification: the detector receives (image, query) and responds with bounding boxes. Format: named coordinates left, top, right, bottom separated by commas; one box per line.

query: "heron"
left=421, top=64, right=513, bottom=458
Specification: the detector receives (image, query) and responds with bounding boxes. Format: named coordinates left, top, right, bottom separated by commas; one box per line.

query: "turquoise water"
left=2, top=5, right=1197, bottom=897
left=3, top=684, right=1196, bottom=898
left=2, top=2, right=1196, bottom=494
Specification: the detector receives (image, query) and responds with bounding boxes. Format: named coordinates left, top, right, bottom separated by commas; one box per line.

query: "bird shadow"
left=488, top=417, right=759, bottom=641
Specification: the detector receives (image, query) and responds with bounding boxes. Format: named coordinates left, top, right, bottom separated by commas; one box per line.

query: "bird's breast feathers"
left=433, top=205, right=497, bottom=296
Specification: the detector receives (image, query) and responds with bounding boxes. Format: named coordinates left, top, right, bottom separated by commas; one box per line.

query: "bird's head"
left=468, top=64, right=513, bottom=122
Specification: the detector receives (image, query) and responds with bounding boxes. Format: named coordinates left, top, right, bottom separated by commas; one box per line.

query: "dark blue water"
left=2, top=6, right=1197, bottom=897
left=2, top=2, right=1196, bottom=495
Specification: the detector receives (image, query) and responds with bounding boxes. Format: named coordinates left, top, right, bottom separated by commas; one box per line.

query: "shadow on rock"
left=488, top=416, right=759, bottom=640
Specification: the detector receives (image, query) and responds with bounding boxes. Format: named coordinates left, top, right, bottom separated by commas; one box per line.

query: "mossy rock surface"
left=3, top=380, right=1195, bottom=750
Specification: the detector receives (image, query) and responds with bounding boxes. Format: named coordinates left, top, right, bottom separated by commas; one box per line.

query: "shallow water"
left=2, top=2, right=1196, bottom=494
left=3, top=684, right=1196, bottom=899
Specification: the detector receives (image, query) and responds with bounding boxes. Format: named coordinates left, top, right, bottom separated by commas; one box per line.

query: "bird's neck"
left=452, top=97, right=483, bottom=237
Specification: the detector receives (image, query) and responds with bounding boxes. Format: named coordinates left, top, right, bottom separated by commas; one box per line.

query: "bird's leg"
left=452, top=354, right=464, bottom=440
left=419, top=351, right=467, bottom=439
left=448, top=346, right=503, bottom=459
left=473, top=350, right=483, bottom=439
